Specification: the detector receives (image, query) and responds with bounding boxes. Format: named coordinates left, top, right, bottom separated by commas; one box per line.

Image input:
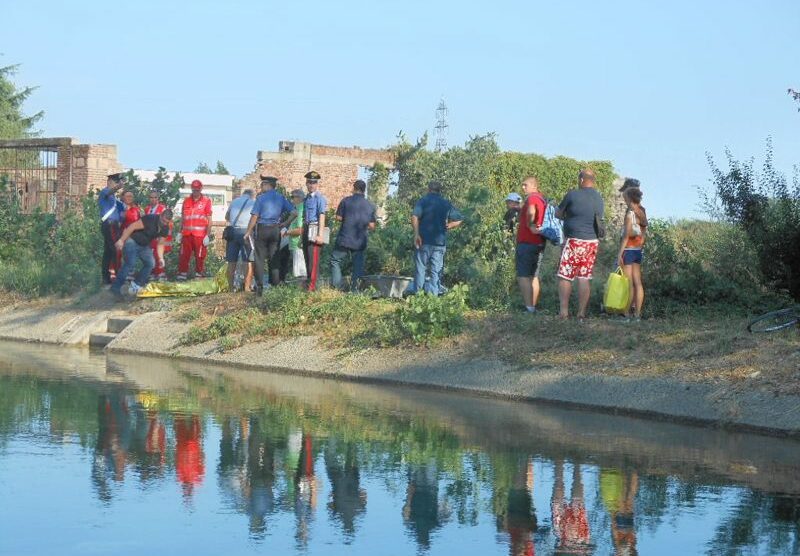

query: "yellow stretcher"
left=137, top=267, right=229, bottom=298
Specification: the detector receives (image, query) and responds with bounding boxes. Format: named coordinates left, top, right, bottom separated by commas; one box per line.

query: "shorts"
left=622, top=248, right=643, bottom=265
left=515, top=243, right=544, bottom=278
left=557, top=238, right=599, bottom=281
left=225, top=228, right=253, bottom=263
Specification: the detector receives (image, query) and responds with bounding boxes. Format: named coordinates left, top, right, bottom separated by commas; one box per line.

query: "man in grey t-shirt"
left=555, top=169, right=605, bottom=319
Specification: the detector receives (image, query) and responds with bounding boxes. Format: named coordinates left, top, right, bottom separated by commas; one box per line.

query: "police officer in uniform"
left=302, top=171, right=328, bottom=291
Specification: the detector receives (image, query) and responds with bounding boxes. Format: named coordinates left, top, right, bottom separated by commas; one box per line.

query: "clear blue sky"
left=4, top=0, right=799, bottom=217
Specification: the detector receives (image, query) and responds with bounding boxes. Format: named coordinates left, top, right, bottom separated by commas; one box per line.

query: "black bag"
left=594, top=212, right=606, bottom=240
left=223, top=200, right=250, bottom=241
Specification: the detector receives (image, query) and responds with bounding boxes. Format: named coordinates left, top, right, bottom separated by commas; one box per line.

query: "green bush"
left=706, top=140, right=800, bottom=299
left=397, top=284, right=469, bottom=344
left=0, top=194, right=102, bottom=296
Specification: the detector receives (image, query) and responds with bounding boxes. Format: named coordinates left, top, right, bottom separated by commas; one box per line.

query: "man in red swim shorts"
left=555, top=169, right=605, bottom=319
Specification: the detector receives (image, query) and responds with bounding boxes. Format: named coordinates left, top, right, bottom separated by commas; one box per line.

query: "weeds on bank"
left=178, top=285, right=471, bottom=351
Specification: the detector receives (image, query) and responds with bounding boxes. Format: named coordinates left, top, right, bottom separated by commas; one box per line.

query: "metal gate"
left=0, top=144, right=60, bottom=214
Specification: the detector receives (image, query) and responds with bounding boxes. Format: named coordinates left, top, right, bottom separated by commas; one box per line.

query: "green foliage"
left=366, top=162, right=390, bottom=208
left=0, top=62, right=43, bottom=139
left=397, top=285, right=469, bottom=344
left=370, top=134, right=618, bottom=309
left=121, top=167, right=184, bottom=210
left=194, top=161, right=230, bottom=175
left=705, top=139, right=800, bottom=299
left=0, top=195, right=101, bottom=296
left=643, top=219, right=784, bottom=315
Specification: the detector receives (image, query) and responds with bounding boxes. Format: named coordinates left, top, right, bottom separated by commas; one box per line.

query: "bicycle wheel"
left=747, top=308, right=799, bottom=333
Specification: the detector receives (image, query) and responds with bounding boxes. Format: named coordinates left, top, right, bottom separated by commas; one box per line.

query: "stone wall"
left=239, top=141, right=394, bottom=209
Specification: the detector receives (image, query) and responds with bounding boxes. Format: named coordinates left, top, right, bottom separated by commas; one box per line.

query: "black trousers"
left=100, top=220, right=120, bottom=284
left=253, top=224, right=282, bottom=288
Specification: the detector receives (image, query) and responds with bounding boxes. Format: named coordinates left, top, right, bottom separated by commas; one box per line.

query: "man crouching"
left=112, top=209, right=174, bottom=299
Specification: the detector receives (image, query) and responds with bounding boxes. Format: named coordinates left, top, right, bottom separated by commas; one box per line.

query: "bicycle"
left=747, top=306, right=800, bottom=333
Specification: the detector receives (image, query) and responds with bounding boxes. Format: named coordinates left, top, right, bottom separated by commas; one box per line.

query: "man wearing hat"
left=302, top=170, right=327, bottom=291
left=98, top=172, right=127, bottom=285
left=504, top=192, right=522, bottom=234
left=177, top=179, right=213, bottom=280
left=244, top=175, right=297, bottom=294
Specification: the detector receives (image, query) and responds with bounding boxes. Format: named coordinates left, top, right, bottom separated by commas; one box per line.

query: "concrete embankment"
left=1, top=303, right=799, bottom=436
left=104, top=311, right=800, bottom=437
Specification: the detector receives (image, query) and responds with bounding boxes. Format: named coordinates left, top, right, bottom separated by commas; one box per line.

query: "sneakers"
left=176, top=273, right=188, bottom=282
left=128, top=282, right=142, bottom=296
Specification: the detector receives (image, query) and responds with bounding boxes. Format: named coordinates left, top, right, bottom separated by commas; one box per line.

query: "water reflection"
left=0, top=343, right=799, bottom=555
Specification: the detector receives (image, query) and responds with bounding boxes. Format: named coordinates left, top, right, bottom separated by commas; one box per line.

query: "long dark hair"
left=625, top=188, right=647, bottom=228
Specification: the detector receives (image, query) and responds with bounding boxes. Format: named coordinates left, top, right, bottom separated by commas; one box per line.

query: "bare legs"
left=517, top=276, right=541, bottom=309
left=558, top=277, right=591, bottom=319
left=622, top=264, right=644, bottom=318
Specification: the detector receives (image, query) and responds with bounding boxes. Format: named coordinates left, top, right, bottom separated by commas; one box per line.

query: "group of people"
left=504, top=169, right=647, bottom=320
left=222, top=170, right=375, bottom=295
left=224, top=174, right=462, bottom=297
left=98, top=174, right=215, bottom=299
left=100, top=166, right=647, bottom=318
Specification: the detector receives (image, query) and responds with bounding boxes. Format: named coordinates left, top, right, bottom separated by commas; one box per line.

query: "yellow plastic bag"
left=603, top=267, right=631, bottom=314
left=137, top=266, right=229, bottom=298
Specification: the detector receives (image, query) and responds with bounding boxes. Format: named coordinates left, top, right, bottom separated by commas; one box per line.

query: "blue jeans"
left=330, top=247, right=366, bottom=291
left=112, top=239, right=155, bottom=294
left=409, top=245, right=446, bottom=295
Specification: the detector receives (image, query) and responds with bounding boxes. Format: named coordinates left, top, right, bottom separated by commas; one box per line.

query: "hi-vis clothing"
left=181, top=195, right=212, bottom=237
left=178, top=195, right=212, bottom=275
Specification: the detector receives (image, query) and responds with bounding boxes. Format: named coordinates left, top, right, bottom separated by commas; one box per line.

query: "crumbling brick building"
left=239, top=141, right=395, bottom=209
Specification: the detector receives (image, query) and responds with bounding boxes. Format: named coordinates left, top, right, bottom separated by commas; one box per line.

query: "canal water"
left=1, top=341, right=799, bottom=555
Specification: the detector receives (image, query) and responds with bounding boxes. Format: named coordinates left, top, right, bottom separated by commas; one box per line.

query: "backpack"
left=540, top=200, right=564, bottom=246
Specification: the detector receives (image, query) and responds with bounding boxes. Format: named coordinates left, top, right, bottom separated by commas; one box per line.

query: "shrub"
left=397, top=285, right=469, bottom=344
left=706, top=139, right=800, bottom=299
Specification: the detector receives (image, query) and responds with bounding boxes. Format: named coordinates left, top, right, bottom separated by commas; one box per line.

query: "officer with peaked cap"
left=302, top=170, right=327, bottom=291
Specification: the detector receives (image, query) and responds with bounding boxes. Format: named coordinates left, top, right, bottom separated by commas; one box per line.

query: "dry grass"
left=464, top=312, right=800, bottom=394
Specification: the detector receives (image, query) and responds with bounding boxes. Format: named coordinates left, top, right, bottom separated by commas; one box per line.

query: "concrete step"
left=89, top=332, right=117, bottom=348
left=107, top=317, right=134, bottom=334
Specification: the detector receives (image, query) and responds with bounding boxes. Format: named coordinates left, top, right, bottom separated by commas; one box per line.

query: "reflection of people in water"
left=293, top=431, right=318, bottom=548
left=551, top=460, right=592, bottom=554
left=174, top=414, right=205, bottom=497
left=496, top=456, right=537, bottom=556
left=600, top=468, right=638, bottom=556
left=403, top=460, right=449, bottom=549
left=324, top=438, right=367, bottom=536
left=92, top=394, right=133, bottom=501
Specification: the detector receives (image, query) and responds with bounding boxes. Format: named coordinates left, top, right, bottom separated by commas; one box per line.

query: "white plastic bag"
left=292, top=249, right=307, bottom=278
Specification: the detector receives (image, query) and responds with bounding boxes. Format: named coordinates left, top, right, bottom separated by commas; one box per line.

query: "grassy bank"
left=171, top=286, right=799, bottom=395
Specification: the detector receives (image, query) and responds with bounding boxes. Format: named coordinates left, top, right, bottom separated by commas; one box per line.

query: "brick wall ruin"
left=239, top=141, right=395, bottom=209
left=0, top=137, right=121, bottom=215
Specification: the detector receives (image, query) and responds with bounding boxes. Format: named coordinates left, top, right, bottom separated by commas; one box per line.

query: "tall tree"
left=0, top=63, right=43, bottom=139
left=214, top=160, right=229, bottom=175
left=194, top=162, right=213, bottom=174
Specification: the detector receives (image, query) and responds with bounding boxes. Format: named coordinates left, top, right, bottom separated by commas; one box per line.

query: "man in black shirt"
left=330, top=180, right=377, bottom=291
left=112, top=209, right=174, bottom=298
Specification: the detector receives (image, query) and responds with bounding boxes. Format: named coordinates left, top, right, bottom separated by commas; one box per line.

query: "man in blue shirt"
left=330, top=179, right=377, bottom=291
left=302, top=170, right=328, bottom=291
left=406, top=181, right=463, bottom=295
left=244, top=176, right=297, bottom=295
left=224, top=188, right=256, bottom=292
left=97, top=172, right=127, bottom=285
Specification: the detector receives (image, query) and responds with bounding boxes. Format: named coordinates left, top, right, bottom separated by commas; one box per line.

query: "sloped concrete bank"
left=98, top=311, right=800, bottom=437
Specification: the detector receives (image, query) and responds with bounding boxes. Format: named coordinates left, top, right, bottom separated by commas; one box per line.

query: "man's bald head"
left=579, top=168, right=596, bottom=187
